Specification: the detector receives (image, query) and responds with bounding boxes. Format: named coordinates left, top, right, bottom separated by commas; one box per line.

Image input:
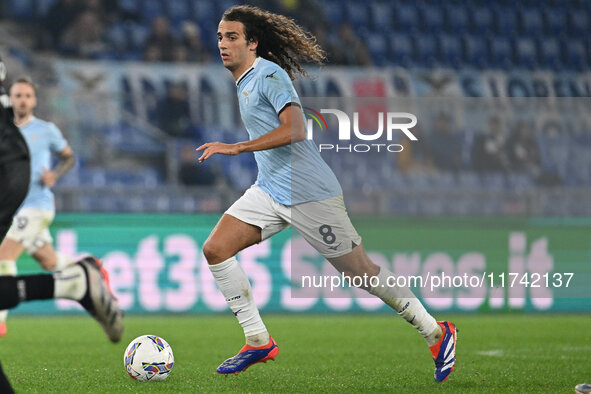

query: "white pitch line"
left=475, top=350, right=504, bottom=357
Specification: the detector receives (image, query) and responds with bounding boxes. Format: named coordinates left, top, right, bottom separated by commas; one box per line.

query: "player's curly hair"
left=222, top=5, right=326, bottom=80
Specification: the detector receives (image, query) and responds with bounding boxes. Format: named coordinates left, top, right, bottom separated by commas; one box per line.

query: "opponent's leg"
left=0, top=256, right=123, bottom=342
left=203, top=214, right=278, bottom=374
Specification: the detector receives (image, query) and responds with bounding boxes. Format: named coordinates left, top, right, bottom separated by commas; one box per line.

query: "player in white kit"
left=197, top=6, right=458, bottom=381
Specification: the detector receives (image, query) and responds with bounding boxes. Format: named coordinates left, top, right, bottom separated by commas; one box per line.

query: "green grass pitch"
left=2, top=314, right=590, bottom=392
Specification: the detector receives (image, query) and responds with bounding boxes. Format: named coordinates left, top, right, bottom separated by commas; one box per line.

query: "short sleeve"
left=48, top=123, right=68, bottom=153
left=260, top=67, right=301, bottom=115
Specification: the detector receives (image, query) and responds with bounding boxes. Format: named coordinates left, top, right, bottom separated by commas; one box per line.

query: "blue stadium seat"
left=506, top=174, right=534, bottom=191
left=8, top=0, right=35, bottom=19
left=488, top=36, right=514, bottom=69
left=568, top=9, right=589, bottom=36
left=519, top=7, right=543, bottom=36
left=463, top=36, right=488, bottom=68
left=165, top=0, right=191, bottom=25
left=118, top=0, right=141, bottom=13
left=438, top=33, right=462, bottom=68
left=105, top=23, right=129, bottom=53
left=414, top=33, right=438, bottom=67
left=214, top=0, right=238, bottom=18
left=542, top=7, right=566, bottom=35
left=457, top=172, right=481, bottom=190
left=384, top=172, right=407, bottom=190
left=365, top=32, right=389, bottom=66
left=345, top=1, right=370, bottom=28
left=432, top=172, right=457, bottom=190
left=419, top=4, right=445, bottom=32
left=563, top=39, right=587, bottom=70
left=369, top=2, right=393, bottom=32
left=191, top=0, right=216, bottom=25
left=79, top=168, right=107, bottom=187
left=480, top=173, right=506, bottom=191
left=140, top=0, right=164, bottom=22
left=35, top=0, right=57, bottom=17
left=318, top=0, right=346, bottom=25
left=128, top=23, right=149, bottom=52
left=445, top=4, right=469, bottom=33
left=515, top=37, right=537, bottom=69
left=493, top=6, right=518, bottom=36
left=538, top=37, right=561, bottom=70
left=470, top=6, right=494, bottom=34
left=393, top=3, right=419, bottom=32
left=389, top=33, right=414, bottom=67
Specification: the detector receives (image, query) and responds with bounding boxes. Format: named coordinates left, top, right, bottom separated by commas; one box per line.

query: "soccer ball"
left=124, top=335, right=174, bottom=381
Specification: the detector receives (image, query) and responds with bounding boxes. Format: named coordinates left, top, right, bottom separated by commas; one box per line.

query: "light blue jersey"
left=236, top=57, right=342, bottom=205
left=18, top=116, right=68, bottom=212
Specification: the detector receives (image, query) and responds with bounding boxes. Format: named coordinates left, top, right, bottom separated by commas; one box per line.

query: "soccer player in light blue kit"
left=0, top=76, right=76, bottom=336
left=197, top=6, right=458, bottom=382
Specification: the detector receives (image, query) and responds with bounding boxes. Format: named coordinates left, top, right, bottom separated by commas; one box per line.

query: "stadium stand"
left=0, top=0, right=589, bottom=215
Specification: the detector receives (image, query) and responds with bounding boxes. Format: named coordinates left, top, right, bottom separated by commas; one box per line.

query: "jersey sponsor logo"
left=265, top=71, right=278, bottom=79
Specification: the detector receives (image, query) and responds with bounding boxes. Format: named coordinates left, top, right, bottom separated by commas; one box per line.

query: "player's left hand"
left=41, top=167, right=57, bottom=187
left=196, top=142, right=240, bottom=162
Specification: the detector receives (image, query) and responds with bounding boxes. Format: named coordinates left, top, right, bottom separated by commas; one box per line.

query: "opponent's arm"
left=196, top=105, right=305, bottom=162
left=42, top=146, right=76, bottom=187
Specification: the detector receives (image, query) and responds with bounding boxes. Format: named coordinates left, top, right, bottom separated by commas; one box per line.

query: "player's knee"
left=202, top=239, right=227, bottom=265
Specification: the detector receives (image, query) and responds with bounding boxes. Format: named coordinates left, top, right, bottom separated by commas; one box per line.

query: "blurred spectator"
left=312, top=24, right=341, bottom=65
left=60, top=10, right=107, bottom=58
left=41, top=0, right=83, bottom=49
left=179, top=22, right=211, bottom=63
left=505, top=121, right=541, bottom=174
left=178, top=145, right=217, bottom=186
left=429, top=113, right=462, bottom=172
left=172, top=45, right=189, bottom=63
left=85, top=0, right=138, bottom=23
left=472, top=115, right=509, bottom=173
left=397, top=125, right=435, bottom=173
left=157, top=82, right=192, bottom=137
left=144, top=44, right=162, bottom=62
left=144, top=16, right=179, bottom=62
left=331, top=23, right=371, bottom=66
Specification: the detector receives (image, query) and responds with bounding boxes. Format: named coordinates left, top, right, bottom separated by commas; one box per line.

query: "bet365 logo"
left=304, top=108, right=418, bottom=153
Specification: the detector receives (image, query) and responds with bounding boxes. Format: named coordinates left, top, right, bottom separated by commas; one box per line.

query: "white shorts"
left=225, top=185, right=361, bottom=258
left=5, top=207, right=55, bottom=254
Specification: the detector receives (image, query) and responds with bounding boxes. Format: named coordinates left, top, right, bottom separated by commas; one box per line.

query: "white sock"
left=208, top=257, right=269, bottom=346
left=0, top=260, right=17, bottom=323
left=53, top=264, right=87, bottom=300
left=369, top=267, right=440, bottom=346
left=52, top=252, right=73, bottom=272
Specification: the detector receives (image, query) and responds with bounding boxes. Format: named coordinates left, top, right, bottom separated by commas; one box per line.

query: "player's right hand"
left=196, top=142, right=241, bottom=162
